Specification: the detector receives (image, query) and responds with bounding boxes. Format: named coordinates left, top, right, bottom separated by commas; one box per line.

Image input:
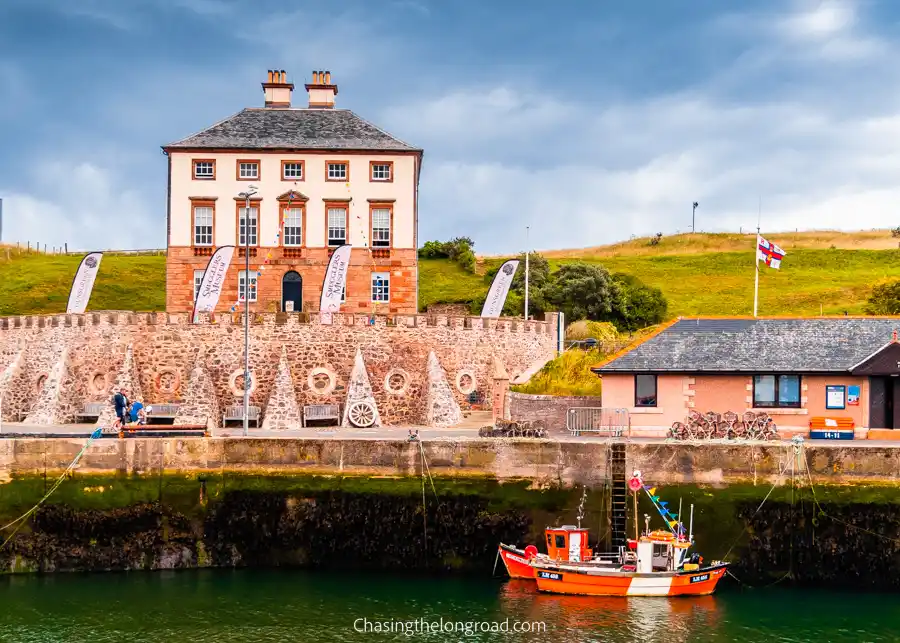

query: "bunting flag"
left=642, top=484, right=684, bottom=538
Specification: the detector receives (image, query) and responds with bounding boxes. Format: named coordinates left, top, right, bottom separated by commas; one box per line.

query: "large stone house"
left=162, top=70, right=422, bottom=314
left=593, top=317, right=900, bottom=439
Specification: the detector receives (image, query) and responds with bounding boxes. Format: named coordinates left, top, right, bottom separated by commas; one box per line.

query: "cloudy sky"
left=1, top=0, right=899, bottom=253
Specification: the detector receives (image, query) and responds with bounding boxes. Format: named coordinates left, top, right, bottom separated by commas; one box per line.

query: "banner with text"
left=320, top=244, right=352, bottom=324
left=480, top=259, right=519, bottom=318
left=192, top=245, right=236, bottom=323
left=66, top=252, right=104, bottom=314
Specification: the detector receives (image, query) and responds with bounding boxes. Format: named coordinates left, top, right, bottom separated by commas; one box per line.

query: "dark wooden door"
left=282, top=271, right=302, bottom=312
left=869, top=377, right=888, bottom=429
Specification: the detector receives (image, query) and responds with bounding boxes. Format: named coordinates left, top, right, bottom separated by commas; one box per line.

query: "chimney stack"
left=305, top=69, right=338, bottom=109
left=261, top=69, right=294, bottom=108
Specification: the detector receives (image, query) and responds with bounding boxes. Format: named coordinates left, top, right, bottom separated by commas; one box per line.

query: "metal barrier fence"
left=566, top=407, right=630, bottom=437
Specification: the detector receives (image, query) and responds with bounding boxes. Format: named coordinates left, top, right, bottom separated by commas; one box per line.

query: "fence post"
left=64, top=242, right=68, bottom=253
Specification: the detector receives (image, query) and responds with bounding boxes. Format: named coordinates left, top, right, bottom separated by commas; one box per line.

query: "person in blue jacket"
left=129, top=400, right=144, bottom=424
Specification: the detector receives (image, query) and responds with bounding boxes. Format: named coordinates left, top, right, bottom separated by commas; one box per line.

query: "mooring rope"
left=720, top=444, right=793, bottom=561
left=801, top=447, right=900, bottom=546
left=0, top=428, right=102, bottom=550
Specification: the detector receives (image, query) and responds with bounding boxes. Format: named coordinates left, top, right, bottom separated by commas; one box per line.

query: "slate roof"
left=594, top=318, right=900, bottom=373
left=163, top=108, right=420, bottom=152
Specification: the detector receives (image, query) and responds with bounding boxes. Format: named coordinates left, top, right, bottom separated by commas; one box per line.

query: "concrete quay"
left=3, top=426, right=900, bottom=488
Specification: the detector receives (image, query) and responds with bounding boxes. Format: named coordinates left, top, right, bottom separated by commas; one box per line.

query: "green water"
left=1, top=570, right=898, bottom=642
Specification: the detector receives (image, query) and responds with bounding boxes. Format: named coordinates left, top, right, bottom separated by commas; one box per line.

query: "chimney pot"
left=325, top=71, right=331, bottom=84
left=280, top=70, right=286, bottom=83
left=267, top=70, right=273, bottom=83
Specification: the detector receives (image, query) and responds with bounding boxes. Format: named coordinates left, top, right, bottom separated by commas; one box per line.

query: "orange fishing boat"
left=497, top=470, right=728, bottom=597
left=498, top=525, right=592, bottom=579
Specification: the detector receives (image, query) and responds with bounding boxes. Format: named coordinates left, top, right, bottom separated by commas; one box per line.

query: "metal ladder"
left=609, top=442, right=628, bottom=550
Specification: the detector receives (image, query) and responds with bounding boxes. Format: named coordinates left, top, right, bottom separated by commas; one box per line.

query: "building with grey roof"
left=593, top=317, right=900, bottom=437
left=162, top=70, right=422, bottom=315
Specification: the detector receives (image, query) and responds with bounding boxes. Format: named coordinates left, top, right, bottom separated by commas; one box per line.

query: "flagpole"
left=753, top=248, right=760, bottom=318
left=753, top=198, right=761, bottom=318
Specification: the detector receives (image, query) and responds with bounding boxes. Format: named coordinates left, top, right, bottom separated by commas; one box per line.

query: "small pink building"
left=592, top=318, right=900, bottom=439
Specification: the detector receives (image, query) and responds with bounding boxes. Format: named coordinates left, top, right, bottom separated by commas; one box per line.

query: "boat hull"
left=498, top=544, right=535, bottom=579
left=534, top=564, right=727, bottom=597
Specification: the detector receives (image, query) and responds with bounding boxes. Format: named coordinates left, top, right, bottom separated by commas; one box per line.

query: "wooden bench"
left=303, top=404, right=340, bottom=427
left=146, top=403, right=180, bottom=424
left=75, top=402, right=106, bottom=423
left=222, top=405, right=261, bottom=427
left=809, top=416, right=855, bottom=440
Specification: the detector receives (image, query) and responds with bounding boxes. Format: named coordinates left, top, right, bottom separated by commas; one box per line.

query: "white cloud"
left=0, top=159, right=161, bottom=251
left=778, top=0, right=857, bottom=41
left=385, top=2, right=900, bottom=252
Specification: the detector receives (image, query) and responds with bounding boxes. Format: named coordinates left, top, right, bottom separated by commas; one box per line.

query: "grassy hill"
left=423, top=231, right=900, bottom=316
left=0, top=250, right=165, bottom=315
left=3, top=230, right=900, bottom=317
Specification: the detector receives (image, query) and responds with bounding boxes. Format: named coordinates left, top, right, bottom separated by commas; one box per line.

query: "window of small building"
left=753, top=375, right=801, bottom=408
left=634, top=374, right=657, bottom=407
left=554, top=535, right=566, bottom=549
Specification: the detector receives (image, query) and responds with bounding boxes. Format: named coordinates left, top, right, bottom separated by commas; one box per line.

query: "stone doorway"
left=282, top=271, right=302, bottom=312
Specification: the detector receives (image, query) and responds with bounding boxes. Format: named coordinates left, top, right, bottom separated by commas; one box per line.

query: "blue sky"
left=2, top=0, right=900, bottom=253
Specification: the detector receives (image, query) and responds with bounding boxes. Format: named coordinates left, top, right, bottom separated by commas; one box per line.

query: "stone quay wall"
left=507, top=392, right=601, bottom=433
left=3, top=437, right=899, bottom=488
left=0, top=311, right=559, bottom=427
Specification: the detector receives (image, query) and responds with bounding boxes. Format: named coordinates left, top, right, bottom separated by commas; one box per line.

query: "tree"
left=866, top=280, right=900, bottom=315
left=611, top=273, right=669, bottom=331
left=542, top=263, right=625, bottom=323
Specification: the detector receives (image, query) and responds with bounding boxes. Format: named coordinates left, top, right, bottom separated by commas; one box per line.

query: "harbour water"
left=1, top=570, right=898, bottom=642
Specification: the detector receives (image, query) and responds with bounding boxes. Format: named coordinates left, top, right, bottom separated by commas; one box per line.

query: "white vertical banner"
left=480, top=259, right=519, bottom=318
left=192, top=245, right=236, bottom=323
left=320, top=244, right=352, bottom=325
left=66, top=252, right=104, bottom=314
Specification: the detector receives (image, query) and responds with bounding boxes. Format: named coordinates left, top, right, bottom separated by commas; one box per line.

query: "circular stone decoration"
left=228, top=368, right=257, bottom=398
left=90, top=373, right=108, bottom=395
left=348, top=401, right=376, bottom=428
left=154, top=367, right=181, bottom=395
left=307, top=367, right=336, bottom=396
left=456, top=370, right=477, bottom=395
left=35, top=374, right=47, bottom=393
left=383, top=368, right=410, bottom=395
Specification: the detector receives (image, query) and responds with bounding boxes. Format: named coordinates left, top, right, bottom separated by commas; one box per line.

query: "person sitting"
left=129, top=400, right=145, bottom=425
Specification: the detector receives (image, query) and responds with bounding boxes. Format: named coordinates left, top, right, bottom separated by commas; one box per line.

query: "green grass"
left=0, top=251, right=165, bottom=315
left=422, top=247, right=900, bottom=317
left=512, top=348, right=605, bottom=396
left=5, top=232, right=900, bottom=318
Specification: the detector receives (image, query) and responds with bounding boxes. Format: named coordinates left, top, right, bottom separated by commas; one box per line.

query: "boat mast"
left=689, top=504, right=694, bottom=542
left=678, top=497, right=683, bottom=537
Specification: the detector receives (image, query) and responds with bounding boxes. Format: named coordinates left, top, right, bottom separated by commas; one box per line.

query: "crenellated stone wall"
left=0, top=311, right=559, bottom=427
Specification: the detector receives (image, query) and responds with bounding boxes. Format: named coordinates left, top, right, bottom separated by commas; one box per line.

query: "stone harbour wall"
left=0, top=311, right=559, bottom=427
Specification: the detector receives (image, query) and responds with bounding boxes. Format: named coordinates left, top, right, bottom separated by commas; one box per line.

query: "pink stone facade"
left=599, top=373, right=870, bottom=437
left=0, top=311, right=558, bottom=428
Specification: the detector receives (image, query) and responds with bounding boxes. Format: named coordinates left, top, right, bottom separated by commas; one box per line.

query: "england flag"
left=757, top=235, right=785, bottom=269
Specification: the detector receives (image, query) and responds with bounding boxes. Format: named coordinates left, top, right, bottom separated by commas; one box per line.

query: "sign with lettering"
left=66, top=252, right=104, bottom=314
left=192, top=245, right=235, bottom=323
left=809, top=429, right=854, bottom=440
left=537, top=571, right=562, bottom=581
left=690, top=573, right=709, bottom=583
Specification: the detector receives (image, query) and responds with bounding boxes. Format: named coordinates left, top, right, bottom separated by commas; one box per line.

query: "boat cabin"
left=544, top=526, right=592, bottom=562
left=629, top=530, right=692, bottom=572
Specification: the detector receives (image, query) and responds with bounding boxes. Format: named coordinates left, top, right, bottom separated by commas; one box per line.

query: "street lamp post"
left=238, top=186, right=257, bottom=436
left=692, top=201, right=699, bottom=233
left=524, top=226, right=530, bottom=320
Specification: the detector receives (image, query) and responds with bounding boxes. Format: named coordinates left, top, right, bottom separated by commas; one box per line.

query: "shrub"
left=417, top=237, right=476, bottom=273
left=866, top=279, right=900, bottom=315
left=565, top=320, right=619, bottom=342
